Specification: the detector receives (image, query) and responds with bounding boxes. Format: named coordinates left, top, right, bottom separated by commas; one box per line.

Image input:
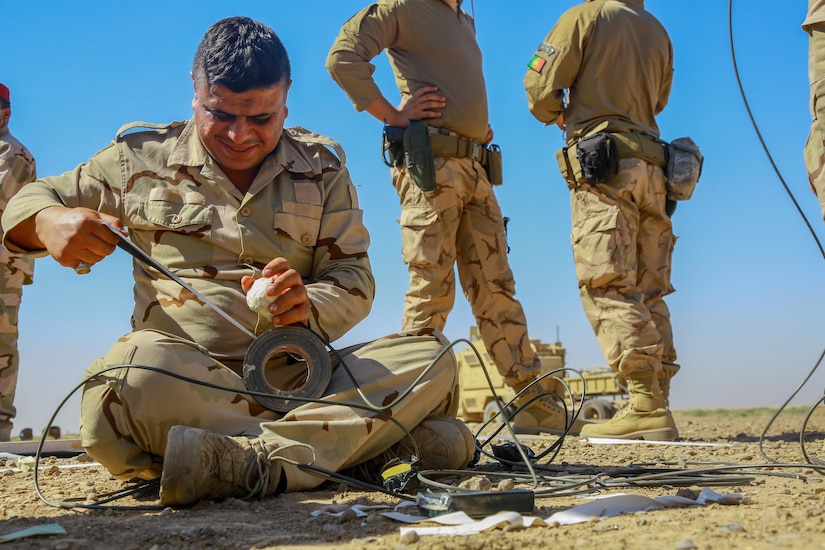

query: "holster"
left=403, top=120, right=437, bottom=192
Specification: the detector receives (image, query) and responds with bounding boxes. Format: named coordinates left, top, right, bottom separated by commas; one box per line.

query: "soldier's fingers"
left=271, top=301, right=310, bottom=327
left=262, top=257, right=291, bottom=278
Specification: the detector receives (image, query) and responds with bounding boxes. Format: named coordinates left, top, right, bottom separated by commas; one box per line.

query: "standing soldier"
left=804, top=0, right=825, bottom=220
left=0, top=82, right=36, bottom=442
left=525, top=0, right=679, bottom=440
left=327, top=0, right=587, bottom=435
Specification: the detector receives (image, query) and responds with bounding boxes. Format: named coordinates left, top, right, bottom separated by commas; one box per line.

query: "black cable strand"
left=31, top=359, right=438, bottom=509
left=728, top=0, right=825, bottom=261
left=729, top=0, right=825, bottom=469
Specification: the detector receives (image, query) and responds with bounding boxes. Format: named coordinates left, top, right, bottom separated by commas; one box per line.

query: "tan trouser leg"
left=81, top=328, right=459, bottom=491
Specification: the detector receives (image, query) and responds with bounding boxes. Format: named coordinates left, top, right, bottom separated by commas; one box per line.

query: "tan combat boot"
left=160, top=425, right=310, bottom=506
left=394, top=416, right=476, bottom=470
left=579, top=369, right=677, bottom=441
left=659, top=363, right=680, bottom=408
left=511, top=379, right=590, bottom=436
left=340, top=416, right=475, bottom=486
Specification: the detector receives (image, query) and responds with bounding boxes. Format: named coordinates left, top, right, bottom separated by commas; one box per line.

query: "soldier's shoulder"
left=283, top=126, right=347, bottom=169
left=0, top=131, right=30, bottom=159
left=114, top=120, right=188, bottom=143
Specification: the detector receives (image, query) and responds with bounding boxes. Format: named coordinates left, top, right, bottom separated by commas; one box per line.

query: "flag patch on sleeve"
left=528, top=55, right=546, bottom=73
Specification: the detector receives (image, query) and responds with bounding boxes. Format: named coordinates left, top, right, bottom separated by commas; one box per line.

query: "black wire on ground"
left=728, top=0, right=825, bottom=468
left=27, top=306, right=823, bottom=509
left=27, top=333, right=591, bottom=510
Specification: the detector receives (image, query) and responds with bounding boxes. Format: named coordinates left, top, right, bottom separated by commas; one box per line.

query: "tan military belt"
left=609, top=131, right=667, bottom=167
left=565, top=131, right=666, bottom=168
left=556, top=131, right=666, bottom=189
left=430, top=133, right=488, bottom=165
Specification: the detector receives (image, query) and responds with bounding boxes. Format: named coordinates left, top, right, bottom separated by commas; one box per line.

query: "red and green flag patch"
left=528, top=55, right=546, bottom=73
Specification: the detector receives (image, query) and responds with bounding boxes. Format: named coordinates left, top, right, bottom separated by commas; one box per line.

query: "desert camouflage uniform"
left=525, top=0, right=676, bottom=377
left=1, top=120, right=459, bottom=488
left=327, top=0, right=540, bottom=385
left=804, top=0, right=825, bottom=219
left=0, top=125, right=36, bottom=440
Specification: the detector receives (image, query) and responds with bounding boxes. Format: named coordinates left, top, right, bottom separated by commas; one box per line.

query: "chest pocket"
left=137, top=187, right=213, bottom=229
left=274, top=182, right=323, bottom=247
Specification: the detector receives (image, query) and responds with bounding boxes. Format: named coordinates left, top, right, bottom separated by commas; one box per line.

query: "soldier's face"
left=192, top=80, right=291, bottom=184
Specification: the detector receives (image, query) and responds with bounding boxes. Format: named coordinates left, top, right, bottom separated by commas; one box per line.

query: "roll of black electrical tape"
left=243, top=326, right=332, bottom=413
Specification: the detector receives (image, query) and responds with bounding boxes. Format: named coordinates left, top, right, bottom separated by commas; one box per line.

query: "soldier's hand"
left=33, top=207, right=122, bottom=271
left=397, top=86, right=445, bottom=124
left=484, top=124, right=494, bottom=145
left=241, top=257, right=310, bottom=327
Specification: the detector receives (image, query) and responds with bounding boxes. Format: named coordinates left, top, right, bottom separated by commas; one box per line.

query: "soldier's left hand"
left=241, top=257, right=310, bottom=327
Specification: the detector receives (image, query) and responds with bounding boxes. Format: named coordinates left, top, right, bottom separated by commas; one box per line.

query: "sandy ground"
left=2, top=408, right=825, bottom=550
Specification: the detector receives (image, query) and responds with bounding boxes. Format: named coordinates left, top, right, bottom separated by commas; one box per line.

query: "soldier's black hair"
left=192, top=16, right=291, bottom=92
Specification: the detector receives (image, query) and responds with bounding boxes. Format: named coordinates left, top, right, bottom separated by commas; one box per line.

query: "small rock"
left=336, top=508, right=358, bottom=523
left=322, top=524, right=345, bottom=537
left=399, top=530, right=419, bottom=544
left=497, top=478, right=515, bottom=491
left=458, top=475, right=492, bottom=491
left=674, top=538, right=696, bottom=549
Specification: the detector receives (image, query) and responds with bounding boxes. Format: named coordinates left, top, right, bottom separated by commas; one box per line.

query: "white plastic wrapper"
left=246, top=277, right=276, bottom=317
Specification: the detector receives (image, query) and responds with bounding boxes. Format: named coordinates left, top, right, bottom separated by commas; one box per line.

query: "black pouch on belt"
left=382, top=124, right=405, bottom=167
left=576, top=132, right=619, bottom=184
left=486, top=144, right=503, bottom=186
left=403, top=120, right=437, bottom=191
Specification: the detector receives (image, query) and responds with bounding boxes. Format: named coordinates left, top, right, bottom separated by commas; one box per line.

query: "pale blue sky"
left=2, top=1, right=822, bottom=433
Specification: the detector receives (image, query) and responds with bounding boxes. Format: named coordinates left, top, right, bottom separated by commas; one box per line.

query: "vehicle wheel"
left=581, top=399, right=615, bottom=421
left=483, top=399, right=509, bottom=424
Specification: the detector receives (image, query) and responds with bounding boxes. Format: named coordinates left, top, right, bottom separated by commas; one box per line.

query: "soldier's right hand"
left=33, top=207, right=122, bottom=271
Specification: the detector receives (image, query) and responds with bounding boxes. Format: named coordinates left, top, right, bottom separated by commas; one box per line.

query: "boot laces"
left=240, top=439, right=315, bottom=500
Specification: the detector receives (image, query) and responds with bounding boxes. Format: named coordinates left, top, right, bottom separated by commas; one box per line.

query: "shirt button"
left=242, top=256, right=254, bottom=265
left=300, top=233, right=313, bottom=245
left=171, top=214, right=182, bottom=224
left=240, top=207, right=251, bottom=217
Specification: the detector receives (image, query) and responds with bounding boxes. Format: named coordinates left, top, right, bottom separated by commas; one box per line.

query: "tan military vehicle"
left=455, top=327, right=626, bottom=424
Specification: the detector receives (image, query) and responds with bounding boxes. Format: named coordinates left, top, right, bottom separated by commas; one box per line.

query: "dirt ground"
left=2, top=407, right=825, bottom=550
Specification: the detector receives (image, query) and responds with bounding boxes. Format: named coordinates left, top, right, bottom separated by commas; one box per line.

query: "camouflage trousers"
left=390, top=157, right=541, bottom=386
left=805, top=23, right=825, bottom=219
left=0, top=264, right=27, bottom=439
left=570, top=157, right=677, bottom=377
left=79, top=327, right=459, bottom=491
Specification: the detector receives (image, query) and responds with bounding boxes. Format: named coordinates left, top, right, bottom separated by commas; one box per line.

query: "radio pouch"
left=403, top=120, right=437, bottom=192
left=665, top=136, right=703, bottom=201
left=576, top=132, right=619, bottom=184
left=486, top=144, right=503, bottom=186
left=382, top=125, right=406, bottom=167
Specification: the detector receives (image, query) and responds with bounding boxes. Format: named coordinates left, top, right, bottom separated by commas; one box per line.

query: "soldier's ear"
left=191, top=76, right=198, bottom=111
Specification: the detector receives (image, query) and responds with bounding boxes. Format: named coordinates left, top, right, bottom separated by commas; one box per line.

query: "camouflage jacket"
left=0, top=126, right=36, bottom=281
left=1, top=120, right=374, bottom=359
